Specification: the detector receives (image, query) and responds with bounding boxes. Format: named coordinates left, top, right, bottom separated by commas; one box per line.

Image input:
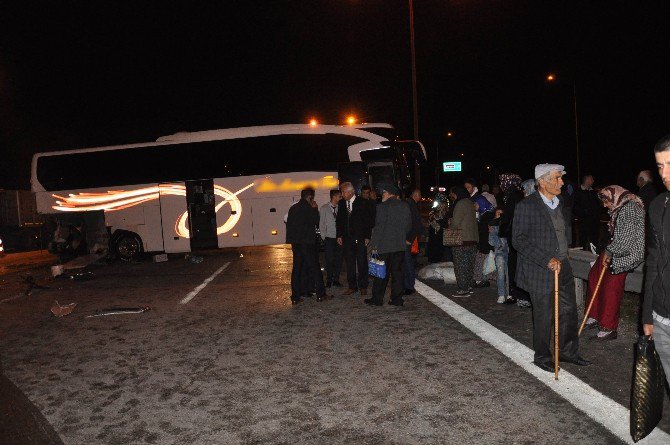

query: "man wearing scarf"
left=513, top=164, right=590, bottom=372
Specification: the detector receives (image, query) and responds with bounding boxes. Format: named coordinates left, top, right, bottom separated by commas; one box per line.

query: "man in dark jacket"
left=286, top=188, right=329, bottom=304
left=403, top=188, right=422, bottom=294
left=573, top=174, right=601, bottom=251
left=643, top=135, right=670, bottom=382
left=513, top=164, right=590, bottom=372
left=366, top=183, right=412, bottom=306
left=636, top=170, right=658, bottom=212
left=337, top=182, right=376, bottom=296
left=498, top=173, right=530, bottom=306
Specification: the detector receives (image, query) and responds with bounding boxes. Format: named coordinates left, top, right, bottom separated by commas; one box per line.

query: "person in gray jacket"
left=365, top=183, right=412, bottom=307
left=320, top=189, right=343, bottom=287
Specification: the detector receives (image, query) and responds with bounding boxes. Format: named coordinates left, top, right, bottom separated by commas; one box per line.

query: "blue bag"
left=368, top=253, right=387, bottom=279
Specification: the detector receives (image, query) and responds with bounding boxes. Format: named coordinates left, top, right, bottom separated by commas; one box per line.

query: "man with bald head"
left=513, top=164, right=590, bottom=372
left=636, top=169, right=658, bottom=211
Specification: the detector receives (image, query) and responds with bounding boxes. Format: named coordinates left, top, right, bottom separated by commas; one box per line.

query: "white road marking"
left=179, top=262, right=230, bottom=305
left=415, top=281, right=670, bottom=445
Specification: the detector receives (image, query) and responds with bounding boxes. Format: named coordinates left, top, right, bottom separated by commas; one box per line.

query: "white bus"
left=31, top=123, right=425, bottom=260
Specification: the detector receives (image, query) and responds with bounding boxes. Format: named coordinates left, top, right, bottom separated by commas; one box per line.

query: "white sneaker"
left=497, top=296, right=505, bottom=304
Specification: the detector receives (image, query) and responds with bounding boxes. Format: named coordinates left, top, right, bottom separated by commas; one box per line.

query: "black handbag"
left=630, top=335, right=666, bottom=442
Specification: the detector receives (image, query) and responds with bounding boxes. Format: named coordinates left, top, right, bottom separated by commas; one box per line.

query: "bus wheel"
left=115, top=233, right=142, bottom=261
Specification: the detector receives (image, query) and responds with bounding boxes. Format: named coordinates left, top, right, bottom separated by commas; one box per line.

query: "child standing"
left=489, top=209, right=510, bottom=304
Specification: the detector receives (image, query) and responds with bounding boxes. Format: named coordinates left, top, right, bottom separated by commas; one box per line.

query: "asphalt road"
left=0, top=246, right=664, bottom=444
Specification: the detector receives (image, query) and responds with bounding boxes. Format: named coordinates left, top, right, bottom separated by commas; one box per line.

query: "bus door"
left=185, top=179, right=218, bottom=251
left=159, top=182, right=191, bottom=253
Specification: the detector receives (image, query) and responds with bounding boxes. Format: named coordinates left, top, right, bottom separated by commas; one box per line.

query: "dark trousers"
left=372, top=251, right=405, bottom=304
left=529, top=262, right=580, bottom=364
left=324, top=237, right=343, bottom=283
left=452, top=245, right=477, bottom=291
left=427, top=228, right=444, bottom=263
left=291, top=243, right=325, bottom=298
left=579, top=217, right=600, bottom=251
left=402, top=244, right=415, bottom=290
left=342, top=236, right=369, bottom=290
left=508, top=245, right=530, bottom=302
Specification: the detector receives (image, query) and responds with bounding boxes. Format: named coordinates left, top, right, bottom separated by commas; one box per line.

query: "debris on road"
left=68, top=271, right=95, bottom=281
left=85, top=306, right=151, bottom=318
left=185, top=254, right=203, bottom=264
left=1, top=294, right=24, bottom=304
left=25, top=275, right=50, bottom=294
left=418, top=262, right=456, bottom=284
left=153, top=253, right=168, bottom=262
left=1, top=276, right=51, bottom=303
left=51, top=300, right=77, bottom=317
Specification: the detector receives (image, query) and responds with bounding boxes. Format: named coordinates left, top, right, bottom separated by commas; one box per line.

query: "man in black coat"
left=643, top=135, right=670, bottom=382
left=286, top=188, right=329, bottom=304
left=403, top=188, right=422, bottom=294
left=636, top=169, right=658, bottom=212
left=573, top=174, right=601, bottom=251
left=337, top=182, right=376, bottom=295
left=513, top=164, right=590, bottom=372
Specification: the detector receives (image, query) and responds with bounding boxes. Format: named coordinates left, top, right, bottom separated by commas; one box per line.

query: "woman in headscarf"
left=521, top=179, right=536, bottom=197
left=426, top=191, right=450, bottom=263
left=449, top=186, right=479, bottom=297
left=473, top=194, right=495, bottom=287
left=583, top=185, right=645, bottom=340
left=497, top=173, right=531, bottom=306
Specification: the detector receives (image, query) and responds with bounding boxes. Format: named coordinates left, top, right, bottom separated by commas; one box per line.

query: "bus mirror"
left=337, top=162, right=369, bottom=195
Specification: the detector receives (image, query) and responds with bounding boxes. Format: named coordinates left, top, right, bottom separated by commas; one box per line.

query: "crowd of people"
left=286, top=133, right=670, bottom=378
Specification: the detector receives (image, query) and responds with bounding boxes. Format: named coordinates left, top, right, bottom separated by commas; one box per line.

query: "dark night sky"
left=1, top=1, right=669, bottom=191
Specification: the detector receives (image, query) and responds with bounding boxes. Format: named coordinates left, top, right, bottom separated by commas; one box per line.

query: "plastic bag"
left=482, top=251, right=496, bottom=276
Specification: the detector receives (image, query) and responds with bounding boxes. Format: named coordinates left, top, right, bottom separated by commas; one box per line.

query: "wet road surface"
left=0, top=246, right=662, bottom=444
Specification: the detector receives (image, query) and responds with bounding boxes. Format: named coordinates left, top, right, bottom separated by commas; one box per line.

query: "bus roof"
left=32, top=123, right=395, bottom=158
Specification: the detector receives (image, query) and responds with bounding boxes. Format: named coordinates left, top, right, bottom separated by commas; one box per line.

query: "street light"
left=346, top=115, right=357, bottom=125
left=546, top=73, right=581, bottom=181
left=309, top=118, right=318, bottom=127
left=447, top=131, right=453, bottom=137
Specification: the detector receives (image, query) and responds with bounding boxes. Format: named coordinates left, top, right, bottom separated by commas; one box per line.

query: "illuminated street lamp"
left=309, top=118, right=318, bottom=127
left=346, top=115, right=357, bottom=125
left=447, top=131, right=453, bottom=137
left=546, top=72, right=580, bottom=180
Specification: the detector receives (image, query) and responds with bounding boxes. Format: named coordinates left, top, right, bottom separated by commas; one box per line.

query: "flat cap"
left=534, top=163, right=566, bottom=180
left=377, top=182, right=400, bottom=196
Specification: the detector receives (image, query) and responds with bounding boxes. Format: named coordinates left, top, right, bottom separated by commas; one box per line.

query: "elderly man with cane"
left=513, top=164, right=591, bottom=373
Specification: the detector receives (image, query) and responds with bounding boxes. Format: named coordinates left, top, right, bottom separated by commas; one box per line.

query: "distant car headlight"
left=432, top=201, right=439, bottom=208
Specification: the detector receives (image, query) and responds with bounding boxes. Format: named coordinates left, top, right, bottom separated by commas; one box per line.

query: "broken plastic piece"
left=86, top=306, right=151, bottom=318
left=51, top=300, right=77, bottom=317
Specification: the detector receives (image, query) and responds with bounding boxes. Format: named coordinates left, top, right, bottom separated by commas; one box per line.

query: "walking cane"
left=554, top=268, right=560, bottom=381
left=578, top=264, right=607, bottom=336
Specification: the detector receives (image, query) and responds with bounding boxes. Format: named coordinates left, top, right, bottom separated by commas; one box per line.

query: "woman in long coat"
left=449, top=186, right=479, bottom=297
left=584, top=185, right=645, bottom=339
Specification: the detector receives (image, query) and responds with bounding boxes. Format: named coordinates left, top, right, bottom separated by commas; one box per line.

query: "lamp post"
left=409, top=0, right=418, bottom=141
left=409, top=0, right=421, bottom=188
left=546, top=73, right=581, bottom=181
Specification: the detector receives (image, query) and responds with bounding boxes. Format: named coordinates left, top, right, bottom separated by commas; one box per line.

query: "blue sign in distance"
left=442, top=161, right=462, bottom=172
